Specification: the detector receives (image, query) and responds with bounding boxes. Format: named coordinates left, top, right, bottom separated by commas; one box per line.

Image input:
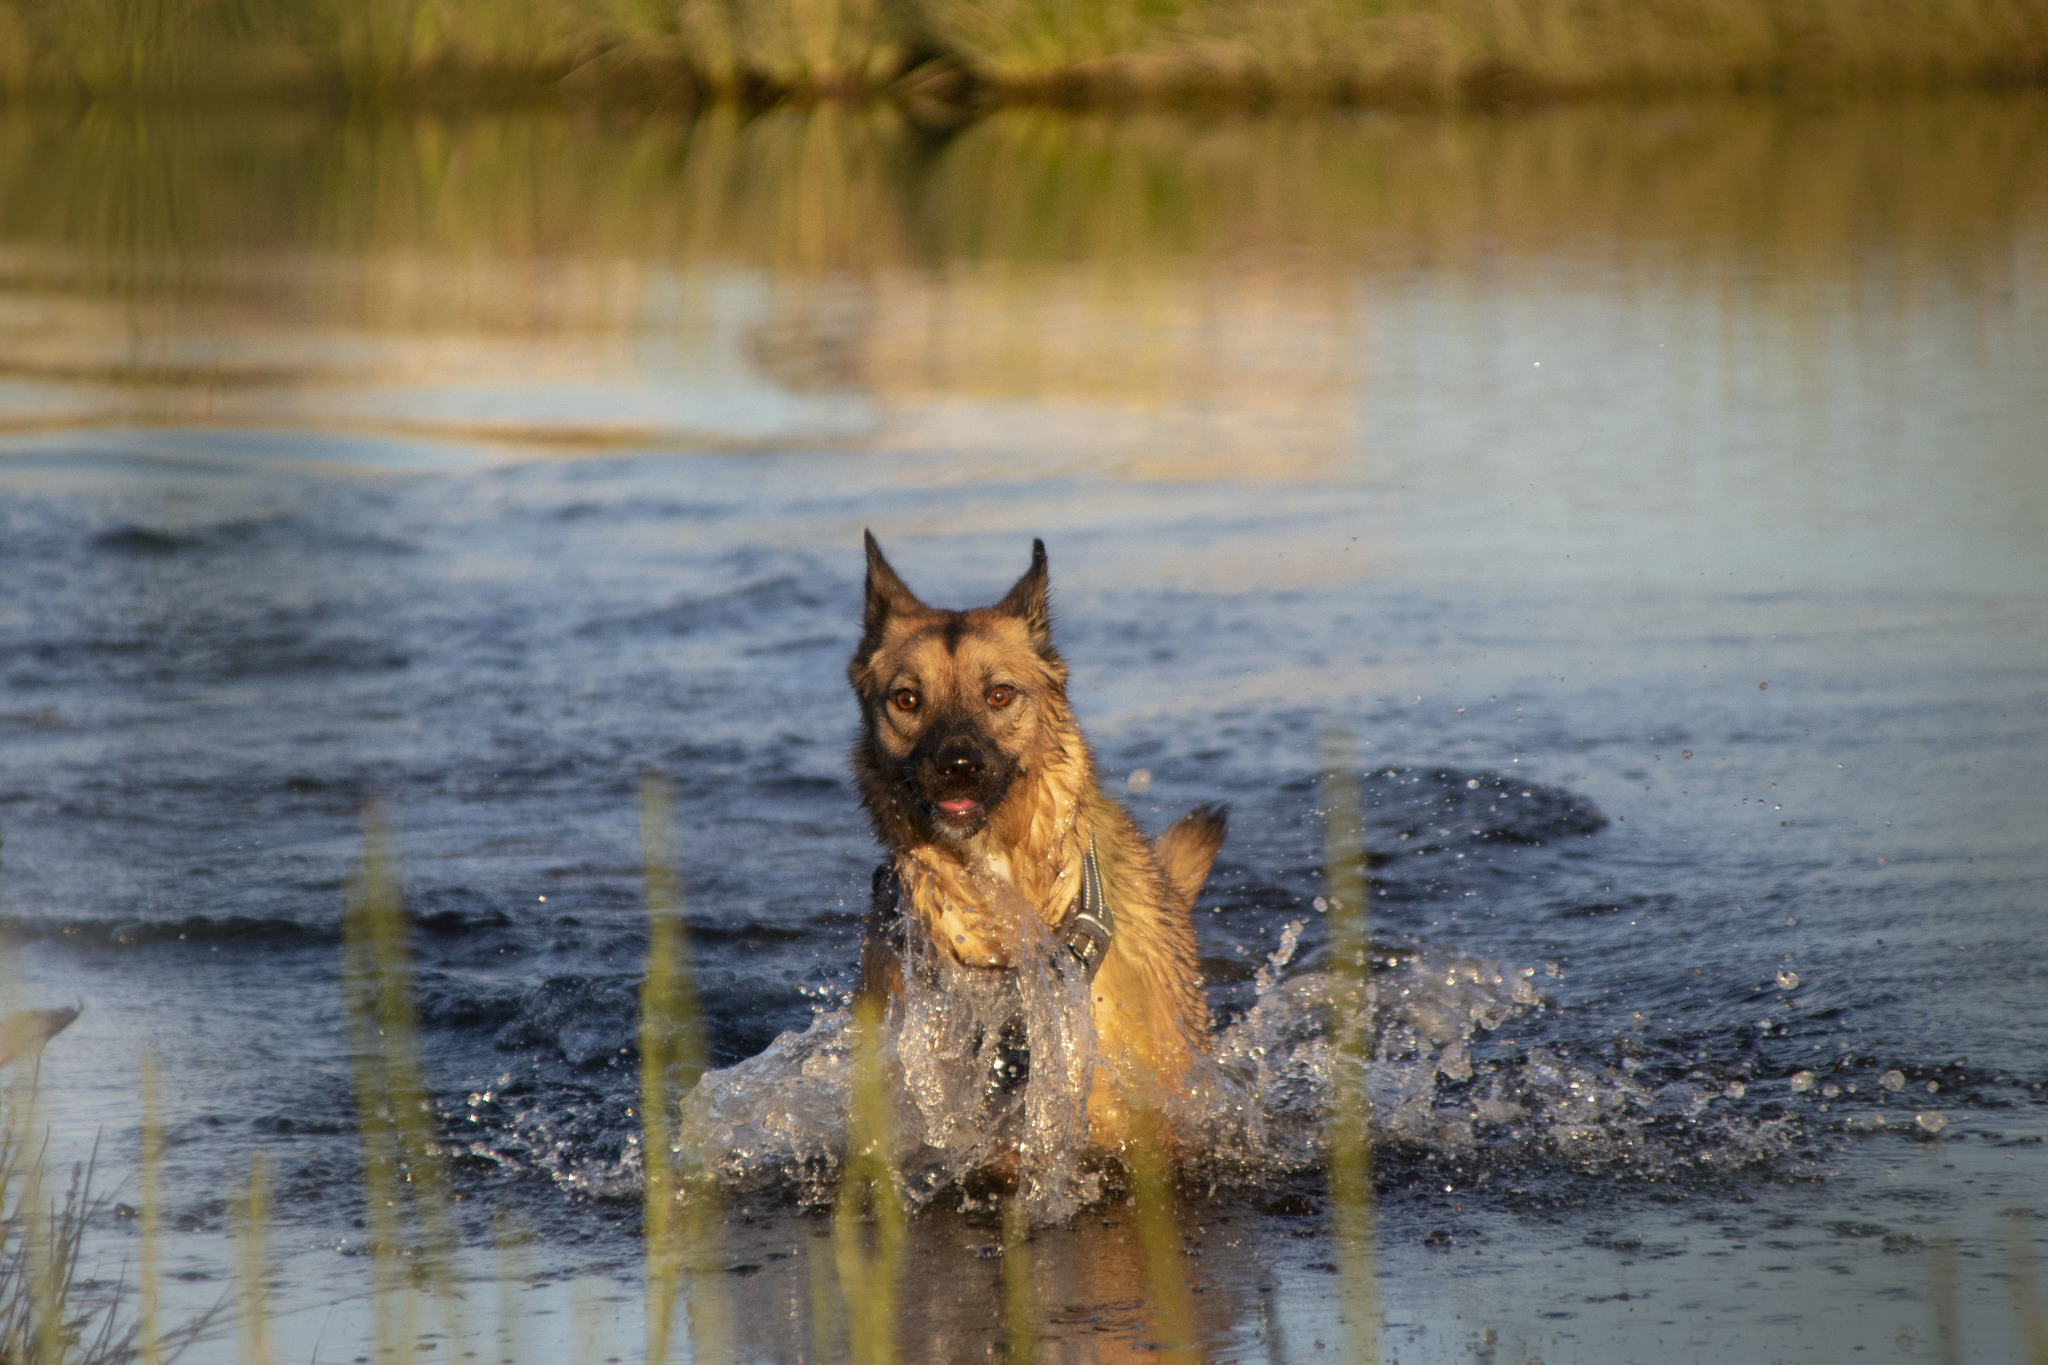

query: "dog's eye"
left=986, top=685, right=1014, bottom=709
left=892, top=689, right=920, bottom=713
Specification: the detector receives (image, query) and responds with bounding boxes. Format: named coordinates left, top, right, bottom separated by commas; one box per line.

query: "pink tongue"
left=936, top=798, right=980, bottom=815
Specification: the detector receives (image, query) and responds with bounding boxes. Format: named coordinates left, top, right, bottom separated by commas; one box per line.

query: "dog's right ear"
left=858, top=530, right=926, bottom=663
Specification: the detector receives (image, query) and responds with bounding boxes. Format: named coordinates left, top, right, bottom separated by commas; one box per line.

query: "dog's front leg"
left=857, top=861, right=905, bottom=1009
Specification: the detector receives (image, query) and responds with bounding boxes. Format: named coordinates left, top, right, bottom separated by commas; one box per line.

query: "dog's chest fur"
left=894, top=761, right=1087, bottom=967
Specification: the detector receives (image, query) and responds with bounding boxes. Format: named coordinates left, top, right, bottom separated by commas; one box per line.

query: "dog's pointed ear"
left=995, top=538, right=1053, bottom=651
left=859, top=530, right=926, bottom=658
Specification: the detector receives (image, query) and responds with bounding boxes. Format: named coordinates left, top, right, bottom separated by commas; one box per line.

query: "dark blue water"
left=1, top=98, right=2045, bottom=1362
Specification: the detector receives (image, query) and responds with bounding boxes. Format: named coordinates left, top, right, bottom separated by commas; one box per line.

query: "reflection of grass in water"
left=2009, top=1211, right=2048, bottom=1364
left=999, top=1194, right=1032, bottom=1364
left=1322, top=744, right=1376, bottom=1363
left=1931, top=1232, right=1962, bottom=1365
left=1125, top=1097, right=1198, bottom=1362
left=1, top=100, right=2038, bottom=302
left=0, top=0, right=2041, bottom=100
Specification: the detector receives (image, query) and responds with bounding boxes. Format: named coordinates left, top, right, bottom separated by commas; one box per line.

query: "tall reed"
left=832, top=994, right=903, bottom=1365
left=637, top=774, right=728, bottom=1365
left=0, top=1069, right=158, bottom=1365
left=343, top=806, right=460, bottom=1359
left=138, top=1052, right=163, bottom=1365
left=234, top=1150, right=270, bottom=1365
left=1321, top=748, right=1377, bottom=1364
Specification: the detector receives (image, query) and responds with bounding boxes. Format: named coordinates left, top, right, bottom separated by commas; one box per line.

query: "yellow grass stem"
left=833, top=994, right=902, bottom=1365
left=1321, top=747, right=1378, bottom=1364
left=637, top=774, right=728, bottom=1365
left=139, top=1052, right=163, bottom=1365
left=1125, top=1098, right=1198, bottom=1363
left=235, top=1149, right=271, bottom=1365
left=343, top=805, right=461, bottom=1361
left=1000, top=1193, right=1034, bottom=1365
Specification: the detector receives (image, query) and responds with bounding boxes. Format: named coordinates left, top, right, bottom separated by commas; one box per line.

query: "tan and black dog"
left=849, top=531, right=1225, bottom=1149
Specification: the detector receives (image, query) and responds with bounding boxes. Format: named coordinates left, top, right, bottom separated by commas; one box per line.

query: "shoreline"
left=2, top=0, right=2045, bottom=112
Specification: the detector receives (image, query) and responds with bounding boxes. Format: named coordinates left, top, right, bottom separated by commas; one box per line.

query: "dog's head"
left=848, top=532, right=1070, bottom=844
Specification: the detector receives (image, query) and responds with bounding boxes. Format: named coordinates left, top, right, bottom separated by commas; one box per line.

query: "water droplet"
left=1926, top=1080, right=1939, bottom=1094
left=1125, top=768, right=1152, bottom=794
left=1312, top=897, right=1328, bottom=913
left=1915, top=1111, right=1948, bottom=1134
left=1465, top=778, right=1480, bottom=789
left=1881, top=1070, right=1906, bottom=1092
left=1724, top=1082, right=1746, bottom=1099
left=1790, top=1070, right=1817, bottom=1093
left=1821, top=1084, right=1840, bottom=1098
left=1776, top=970, right=1800, bottom=990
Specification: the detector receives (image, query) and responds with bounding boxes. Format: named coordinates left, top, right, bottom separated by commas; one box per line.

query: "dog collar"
left=869, top=836, right=1116, bottom=981
left=1059, top=836, right=1115, bottom=981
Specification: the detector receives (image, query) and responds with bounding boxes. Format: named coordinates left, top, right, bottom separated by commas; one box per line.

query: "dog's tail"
left=1154, top=803, right=1227, bottom=914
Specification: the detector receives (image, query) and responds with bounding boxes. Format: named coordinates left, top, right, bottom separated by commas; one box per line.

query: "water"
left=1, top=95, right=2045, bottom=1362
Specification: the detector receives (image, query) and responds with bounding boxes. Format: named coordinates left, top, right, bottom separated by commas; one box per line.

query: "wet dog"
left=849, top=532, right=1224, bottom=1150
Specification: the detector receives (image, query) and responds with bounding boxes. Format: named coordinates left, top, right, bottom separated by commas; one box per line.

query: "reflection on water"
left=1, top=98, right=2042, bottom=480
left=3, top=95, right=2047, bottom=1364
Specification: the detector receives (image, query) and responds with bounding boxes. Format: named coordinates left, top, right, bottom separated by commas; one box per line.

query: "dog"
left=848, top=531, right=1225, bottom=1151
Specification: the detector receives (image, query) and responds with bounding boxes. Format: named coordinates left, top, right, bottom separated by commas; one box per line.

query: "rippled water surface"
left=2, top=96, right=2046, bottom=1362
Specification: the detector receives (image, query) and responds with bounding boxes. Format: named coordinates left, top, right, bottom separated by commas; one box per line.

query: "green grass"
left=0, top=0, right=2042, bottom=104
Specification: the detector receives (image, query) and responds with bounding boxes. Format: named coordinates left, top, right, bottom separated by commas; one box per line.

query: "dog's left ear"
left=995, top=538, right=1054, bottom=653
left=860, top=530, right=927, bottom=661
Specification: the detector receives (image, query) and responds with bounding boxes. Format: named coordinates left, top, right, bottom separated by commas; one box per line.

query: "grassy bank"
left=0, top=0, right=2044, bottom=105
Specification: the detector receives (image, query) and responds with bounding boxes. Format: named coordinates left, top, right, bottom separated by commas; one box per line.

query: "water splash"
left=490, top=925, right=1803, bottom=1220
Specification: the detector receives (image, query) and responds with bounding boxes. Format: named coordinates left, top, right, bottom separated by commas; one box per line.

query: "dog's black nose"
left=933, top=741, right=986, bottom=777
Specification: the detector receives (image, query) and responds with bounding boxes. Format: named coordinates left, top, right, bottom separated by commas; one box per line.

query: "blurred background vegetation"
left=0, top=0, right=2042, bottom=106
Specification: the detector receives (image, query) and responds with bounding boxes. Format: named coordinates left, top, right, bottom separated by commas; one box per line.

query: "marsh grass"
left=164, top=785, right=2036, bottom=1365
left=343, top=807, right=463, bottom=1359
left=1321, top=748, right=1377, bottom=1363
left=0, top=0, right=2041, bottom=103
left=0, top=1068, right=215, bottom=1365
left=636, top=775, right=729, bottom=1365
left=138, top=1054, right=162, bottom=1365
left=832, top=995, right=903, bottom=1365
left=233, top=1151, right=270, bottom=1365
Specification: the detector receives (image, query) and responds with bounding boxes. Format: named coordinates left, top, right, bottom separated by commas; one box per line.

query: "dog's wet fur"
left=850, top=532, right=1224, bottom=1150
